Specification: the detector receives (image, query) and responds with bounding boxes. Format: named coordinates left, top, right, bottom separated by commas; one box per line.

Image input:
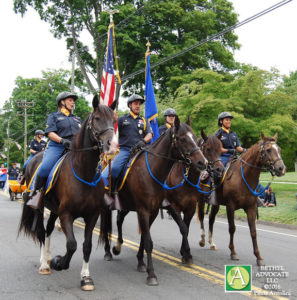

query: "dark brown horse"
left=164, top=130, right=224, bottom=264
left=198, top=132, right=286, bottom=266
left=102, top=117, right=208, bottom=286
left=18, top=96, right=118, bottom=291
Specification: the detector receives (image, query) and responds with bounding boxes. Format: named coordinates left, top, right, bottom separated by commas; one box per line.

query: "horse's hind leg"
left=112, top=210, right=129, bottom=256
left=208, top=205, right=219, bottom=250
left=138, top=211, right=159, bottom=286
left=80, top=214, right=99, bottom=291
left=198, top=199, right=206, bottom=247
left=245, top=207, right=265, bottom=266
left=226, top=206, right=239, bottom=261
left=50, top=213, right=77, bottom=271
left=39, top=212, right=58, bottom=274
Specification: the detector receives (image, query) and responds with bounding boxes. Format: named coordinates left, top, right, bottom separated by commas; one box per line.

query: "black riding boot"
left=26, top=175, right=47, bottom=210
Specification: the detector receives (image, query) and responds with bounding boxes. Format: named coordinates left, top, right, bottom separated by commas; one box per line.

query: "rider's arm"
left=47, top=132, right=63, bottom=143
left=143, top=133, right=153, bottom=144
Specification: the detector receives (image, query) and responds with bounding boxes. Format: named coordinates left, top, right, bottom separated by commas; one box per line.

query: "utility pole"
left=71, top=52, right=75, bottom=92
left=16, top=100, right=34, bottom=163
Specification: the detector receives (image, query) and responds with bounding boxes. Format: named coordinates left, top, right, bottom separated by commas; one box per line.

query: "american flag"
left=100, top=23, right=116, bottom=106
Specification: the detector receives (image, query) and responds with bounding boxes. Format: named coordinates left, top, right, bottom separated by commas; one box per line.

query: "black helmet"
left=127, top=94, right=145, bottom=107
left=164, top=108, right=177, bottom=117
left=35, top=129, right=44, bottom=136
left=218, top=112, right=233, bottom=126
left=56, top=91, right=78, bottom=106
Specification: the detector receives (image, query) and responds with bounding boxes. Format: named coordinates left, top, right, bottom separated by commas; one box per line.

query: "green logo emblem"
left=225, top=265, right=251, bottom=292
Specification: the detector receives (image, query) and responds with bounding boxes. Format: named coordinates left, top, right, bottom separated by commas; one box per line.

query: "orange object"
left=8, top=180, right=26, bottom=193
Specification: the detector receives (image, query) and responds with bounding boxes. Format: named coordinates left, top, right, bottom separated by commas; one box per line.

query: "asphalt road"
left=0, top=191, right=296, bottom=300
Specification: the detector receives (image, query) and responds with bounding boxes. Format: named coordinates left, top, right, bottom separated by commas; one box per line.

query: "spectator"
left=0, top=163, right=8, bottom=189
left=8, top=162, right=20, bottom=180
left=264, top=187, right=277, bottom=207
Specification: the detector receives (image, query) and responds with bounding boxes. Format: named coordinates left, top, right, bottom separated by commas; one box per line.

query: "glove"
left=60, top=138, right=71, bottom=150
left=227, top=149, right=236, bottom=155
left=134, top=139, right=146, bottom=149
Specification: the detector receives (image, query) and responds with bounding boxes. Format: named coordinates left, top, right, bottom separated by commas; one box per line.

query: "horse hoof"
left=112, top=246, right=121, bottom=256
left=81, top=276, right=95, bottom=291
left=50, top=255, right=63, bottom=271
left=231, top=254, right=239, bottom=261
left=137, top=264, right=147, bottom=273
left=181, top=257, right=193, bottom=265
left=257, top=259, right=265, bottom=266
left=210, top=245, right=217, bottom=250
left=199, top=241, right=205, bottom=247
left=39, top=268, right=51, bottom=275
left=146, top=277, right=158, bottom=286
left=104, top=253, right=113, bottom=261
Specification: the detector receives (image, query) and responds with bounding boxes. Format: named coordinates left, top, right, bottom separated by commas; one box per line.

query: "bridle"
left=199, top=139, right=222, bottom=174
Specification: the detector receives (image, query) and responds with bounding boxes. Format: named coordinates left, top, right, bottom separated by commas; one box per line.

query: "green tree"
left=14, top=0, right=239, bottom=96
left=174, top=68, right=297, bottom=170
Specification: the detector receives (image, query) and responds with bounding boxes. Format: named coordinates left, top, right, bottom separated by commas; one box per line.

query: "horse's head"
left=170, top=116, right=208, bottom=172
left=199, top=130, right=224, bottom=178
left=87, top=95, right=118, bottom=155
left=260, top=132, right=286, bottom=177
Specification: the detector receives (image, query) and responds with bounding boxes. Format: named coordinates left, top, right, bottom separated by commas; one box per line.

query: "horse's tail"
left=99, top=208, right=112, bottom=244
left=17, top=192, right=45, bottom=246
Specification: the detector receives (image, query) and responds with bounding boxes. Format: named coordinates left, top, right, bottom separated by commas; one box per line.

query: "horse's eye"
left=267, top=149, right=271, bottom=154
left=206, top=147, right=211, bottom=153
left=180, top=138, right=186, bottom=144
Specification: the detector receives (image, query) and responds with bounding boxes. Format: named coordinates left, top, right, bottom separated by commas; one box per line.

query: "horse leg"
left=39, top=212, right=58, bottom=275
left=112, top=210, right=129, bottom=256
left=100, top=208, right=113, bottom=261
left=180, top=209, right=194, bottom=265
left=50, top=213, right=77, bottom=271
left=136, top=235, right=146, bottom=273
left=80, top=214, right=99, bottom=291
left=137, top=211, right=159, bottom=286
left=226, top=206, right=239, bottom=260
left=208, top=205, right=219, bottom=250
left=245, top=207, right=265, bottom=266
left=198, top=200, right=206, bottom=247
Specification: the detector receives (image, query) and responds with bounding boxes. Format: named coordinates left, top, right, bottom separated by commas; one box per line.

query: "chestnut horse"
left=164, top=131, right=224, bottom=264
left=198, top=133, right=286, bottom=266
left=102, top=117, right=208, bottom=285
left=18, top=96, right=118, bottom=290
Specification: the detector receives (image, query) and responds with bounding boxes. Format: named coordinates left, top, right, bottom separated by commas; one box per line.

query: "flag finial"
left=146, top=41, right=151, bottom=53
left=104, top=8, right=119, bottom=23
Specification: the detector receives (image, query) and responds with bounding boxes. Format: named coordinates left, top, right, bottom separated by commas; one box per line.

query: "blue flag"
left=145, top=54, right=160, bottom=143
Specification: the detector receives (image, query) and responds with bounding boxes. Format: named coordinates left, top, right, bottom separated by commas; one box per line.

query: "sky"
left=0, top=0, right=296, bottom=109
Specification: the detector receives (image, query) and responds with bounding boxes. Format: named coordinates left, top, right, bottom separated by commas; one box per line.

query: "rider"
left=102, top=94, right=153, bottom=195
left=21, top=130, right=47, bottom=181
left=26, top=91, right=81, bottom=210
left=215, top=112, right=245, bottom=166
left=159, top=108, right=177, bottom=135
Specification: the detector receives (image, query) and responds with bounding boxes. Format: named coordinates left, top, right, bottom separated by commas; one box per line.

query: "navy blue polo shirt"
left=159, top=123, right=171, bottom=135
left=215, top=128, right=241, bottom=150
left=29, top=138, right=47, bottom=152
left=118, top=112, right=153, bottom=149
left=45, top=111, right=81, bottom=140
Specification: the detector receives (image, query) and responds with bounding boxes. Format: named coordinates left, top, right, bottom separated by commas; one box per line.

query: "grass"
left=216, top=172, right=297, bottom=226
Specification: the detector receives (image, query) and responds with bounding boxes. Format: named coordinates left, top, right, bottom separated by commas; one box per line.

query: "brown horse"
left=198, top=132, right=286, bottom=266
left=18, top=96, right=118, bottom=290
left=102, top=117, right=208, bottom=286
left=164, top=130, right=224, bottom=264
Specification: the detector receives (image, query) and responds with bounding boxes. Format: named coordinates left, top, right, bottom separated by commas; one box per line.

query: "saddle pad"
left=45, top=154, right=67, bottom=195
left=27, top=164, right=42, bottom=192
left=103, top=152, right=140, bottom=192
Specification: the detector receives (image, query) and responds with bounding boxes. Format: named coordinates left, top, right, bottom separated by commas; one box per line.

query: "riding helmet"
left=127, top=94, right=145, bottom=107
left=164, top=108, right=177, bottom=117
left=56, top=91, right=78, bottom=106
left=35, top=129, right=44, bottom=136
left=218, top=112, right=233, bottom=126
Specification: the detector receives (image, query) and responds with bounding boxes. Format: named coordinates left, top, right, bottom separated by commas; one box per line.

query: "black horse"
left=101, top=117, right=208, bottom=285
left=18, top=96, right=118, bottom=291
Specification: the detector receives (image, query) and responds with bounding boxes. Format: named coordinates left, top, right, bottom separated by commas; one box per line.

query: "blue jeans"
left=221, top=153, right=231, bottom=167
left=102, top=147, right=131, bottom=182
left=23, top=154, right=35, bottom=170
left=37, top=141, right=65, bottom=178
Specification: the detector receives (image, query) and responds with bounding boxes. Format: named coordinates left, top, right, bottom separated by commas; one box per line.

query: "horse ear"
left=186, top=115, right=191, bottom=126
left=273, top=132, right=278, bottom=141
left=260, top=132, right=265, bottom=141
left=174, top=115, right=180, bottom=131
left=109, top=100, right=117, bottom=111
left=201, top=129, right=208, bottom=142
left=92, top=94, right=99, bottom=109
